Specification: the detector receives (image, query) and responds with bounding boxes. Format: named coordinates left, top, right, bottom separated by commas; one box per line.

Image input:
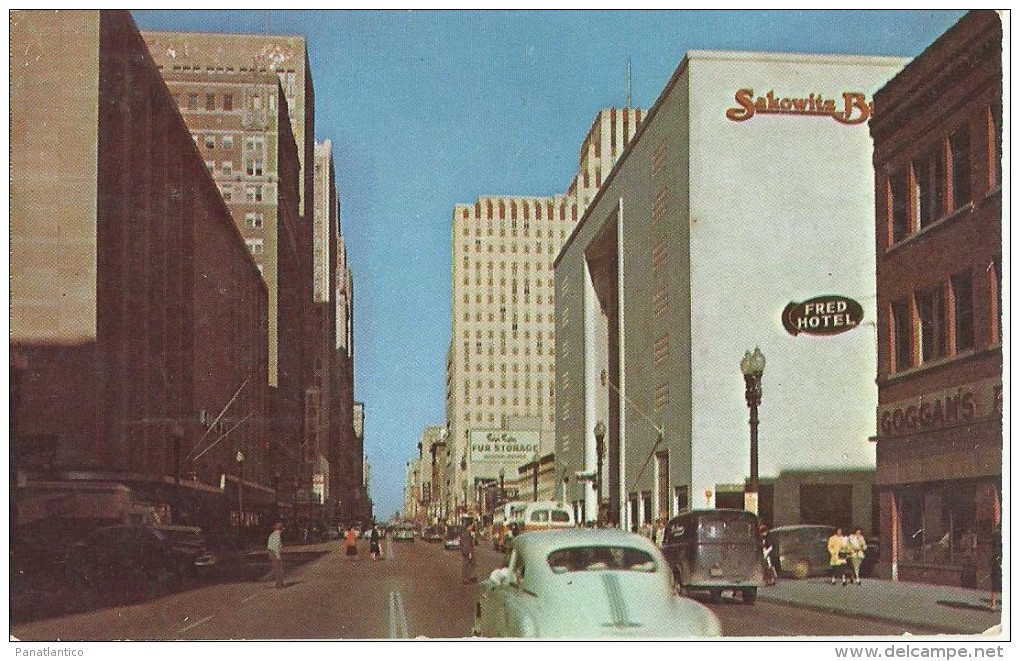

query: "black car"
left=444, top=525, right=464, bottom=550
left=69, top=525, right=178, bottom=596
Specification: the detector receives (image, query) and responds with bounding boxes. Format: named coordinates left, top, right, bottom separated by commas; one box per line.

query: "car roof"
left=513, top=528, right=658, bottom=555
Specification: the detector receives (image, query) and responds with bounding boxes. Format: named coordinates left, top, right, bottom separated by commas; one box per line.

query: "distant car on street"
left=472, top=529, right=722, bottom=638
left=393, top=525, right=415, bottom=542
left=764, top=524, right=833, bottom=579
left=444, top=525, right=464, bottom=550
left=423, top=525, right=445, bottom=543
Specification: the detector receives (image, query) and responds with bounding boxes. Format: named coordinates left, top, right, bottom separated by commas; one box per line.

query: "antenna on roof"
left=626, top=57, right=632, bottom=108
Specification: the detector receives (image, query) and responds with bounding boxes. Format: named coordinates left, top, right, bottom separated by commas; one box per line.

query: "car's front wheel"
left=742, top=588, right=757, bottom=605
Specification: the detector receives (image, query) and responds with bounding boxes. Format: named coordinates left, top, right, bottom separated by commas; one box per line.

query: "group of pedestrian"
left=828, top=527, right=868, bottom=586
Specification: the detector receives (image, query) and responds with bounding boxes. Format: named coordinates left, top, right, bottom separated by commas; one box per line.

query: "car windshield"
left=546, top=546, right=658, bottom=574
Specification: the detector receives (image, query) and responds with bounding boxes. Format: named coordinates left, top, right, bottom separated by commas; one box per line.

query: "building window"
left=223, top=94, right=233, bottom=111
left=246, top=212, right=264, bottom=229
left=247, top=159, right=264, bottom=176
left=221, top=185, right=232, bottom=201
left=656, top=451, right=670, bottom=520
left=892, top=299, right=913, bottom=372
left=205, top=136, right=215, bottom=149
left=654, top=333, right=670, bottom=366
left=989, top=101, right=1002, bottom=188
left=889, top=171, right=911, bottom=244
left=222, top=135, right=233, bottom=149
left=913, top=149, right=945, bottom=228
left=205, top=160, right=215, bottom=172
left=916, top=285, right=946, bottom=363
left=222, top=161, right=233, bottom=176
left=949, top=128, right=971, bottom=210
left=951, top=271, right=974, bottom=352
left=990, top=255, right=1001, bottom=344
left=187, top=93, right=198, bottom=110
left=245, top=239, right=264, bottom=255
left=205, top=93, right=216, bottom=111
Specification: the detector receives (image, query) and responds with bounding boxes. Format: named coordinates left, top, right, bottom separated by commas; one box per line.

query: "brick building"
left=870, top=10, right=1003, bottom=587
left=11, top=10, right=271, bottom=537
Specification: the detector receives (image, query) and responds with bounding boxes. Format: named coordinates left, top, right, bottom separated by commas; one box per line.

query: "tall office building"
left=313, top=139, right=359, bottom=517
left=446, top=108, right=644, bottom=515
left=142, top=30, right=318, bottom=499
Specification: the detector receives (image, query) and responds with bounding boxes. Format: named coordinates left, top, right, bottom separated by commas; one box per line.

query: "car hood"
left=514, top=574, right=721, bottom=638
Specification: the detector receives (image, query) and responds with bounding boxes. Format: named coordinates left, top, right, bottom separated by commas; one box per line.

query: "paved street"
left=11, top=538, right=974, bottom=640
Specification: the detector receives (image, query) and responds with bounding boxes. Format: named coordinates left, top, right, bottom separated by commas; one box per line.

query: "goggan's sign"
left=782, top=295, right=863, bottom=337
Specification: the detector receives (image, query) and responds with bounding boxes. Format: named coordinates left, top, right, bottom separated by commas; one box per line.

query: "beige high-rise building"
left=446, top=108, right=643, bottom=516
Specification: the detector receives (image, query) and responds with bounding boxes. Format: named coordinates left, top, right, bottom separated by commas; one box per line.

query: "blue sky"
left=131, top=9, right=967, bottom=519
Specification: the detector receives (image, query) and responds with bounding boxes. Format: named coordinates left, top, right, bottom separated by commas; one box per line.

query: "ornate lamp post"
left=593, top=420, right=607, bottom=527
left=740, top=347, right=766, bottom=515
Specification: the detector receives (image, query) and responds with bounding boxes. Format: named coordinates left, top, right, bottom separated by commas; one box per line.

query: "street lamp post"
left=499, top=468, right=505, bottom=505
left=236, top=450, right=246, bottom=528
left=740, top=347, right=766, bottom=516
left=593, top=420, right=606, bottom=527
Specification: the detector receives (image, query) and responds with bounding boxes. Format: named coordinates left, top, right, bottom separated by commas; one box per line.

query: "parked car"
left=153, top=524, right=218, bottom=578
left=423, top=526, right=445, bottom=543
left=444, top=525, right=464, bottom=550
left=661, top=509, right=763, bottom=604
left=69, top=525, right=180, bottom=593
left=473, top=529, right=722, bottom=638
left=393, top=526, right=415, bottom=542
left=764, top=524, right=833, bottom=579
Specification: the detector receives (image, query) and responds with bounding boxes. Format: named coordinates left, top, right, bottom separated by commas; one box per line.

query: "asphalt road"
left=9, top=537, right=946, bottom=640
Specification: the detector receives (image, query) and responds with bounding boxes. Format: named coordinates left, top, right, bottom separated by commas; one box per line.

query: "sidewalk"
left=758, top=577, right=1003, bottom=635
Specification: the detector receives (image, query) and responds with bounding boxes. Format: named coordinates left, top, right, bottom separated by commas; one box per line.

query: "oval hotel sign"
left=783, top=295, right=863, bottom=337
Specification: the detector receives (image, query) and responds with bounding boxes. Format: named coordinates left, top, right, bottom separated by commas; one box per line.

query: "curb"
left=757, top=593, right=999, bottom=636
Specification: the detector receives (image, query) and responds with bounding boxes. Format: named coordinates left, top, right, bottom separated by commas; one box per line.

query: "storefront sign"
left=877, top=379, right=1003, bottom=436
left=782, top=295, right=863, bottom=336
left=469, top=430, right=540, bottom=464
left=726, top=89, right=873, bottom=125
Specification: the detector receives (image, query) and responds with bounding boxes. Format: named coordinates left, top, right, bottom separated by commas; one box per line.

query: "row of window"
left=889, top=260, right=1001, bottom=372
left=205, top=159, right=266, bottom=176
left=461, top=305, right=552, bottom=322
left=217, top=184, right=267, bottom=203
left=460, top=314, right=551, bottom=332
left=461, top=355, right=552, bottom=374
left=462, top=239, right=561, bottom=256
left=461, top=200, right=576, bottom=223
left=886, top=102, right=1002, bottom=246
left=174, top=90, right=281, bottom=114
left=462, top=411, right=556, bottom=424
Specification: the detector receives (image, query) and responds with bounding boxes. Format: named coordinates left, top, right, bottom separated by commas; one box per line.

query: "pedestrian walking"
left=370, top=525, right=382, bottom=560
left=990, top=522, right=1002, bottom=610
left=267, top=521, right=285, bottom=588
left=828, top=527, right=850, bottom=586
left=461, top=522, right=477, bottom=584
left=759, top=524, right=777, bottom=586
left=846, top=528, right=868, bottom=585
left=344, top=526, right=359, bottom=560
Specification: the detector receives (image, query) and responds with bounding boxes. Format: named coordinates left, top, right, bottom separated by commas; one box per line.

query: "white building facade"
left=446, top=109, right=644, bottom=518
left=554, top=51, right=908, bottom=529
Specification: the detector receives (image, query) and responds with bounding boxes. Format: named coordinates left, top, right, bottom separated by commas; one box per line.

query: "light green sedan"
left=472, top=528, right=722, bottom=638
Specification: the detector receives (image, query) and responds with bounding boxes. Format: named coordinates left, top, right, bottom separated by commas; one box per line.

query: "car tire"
left=709, top=589, right=723, bottom=603
left=742, top=588, right=757, bottom=605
